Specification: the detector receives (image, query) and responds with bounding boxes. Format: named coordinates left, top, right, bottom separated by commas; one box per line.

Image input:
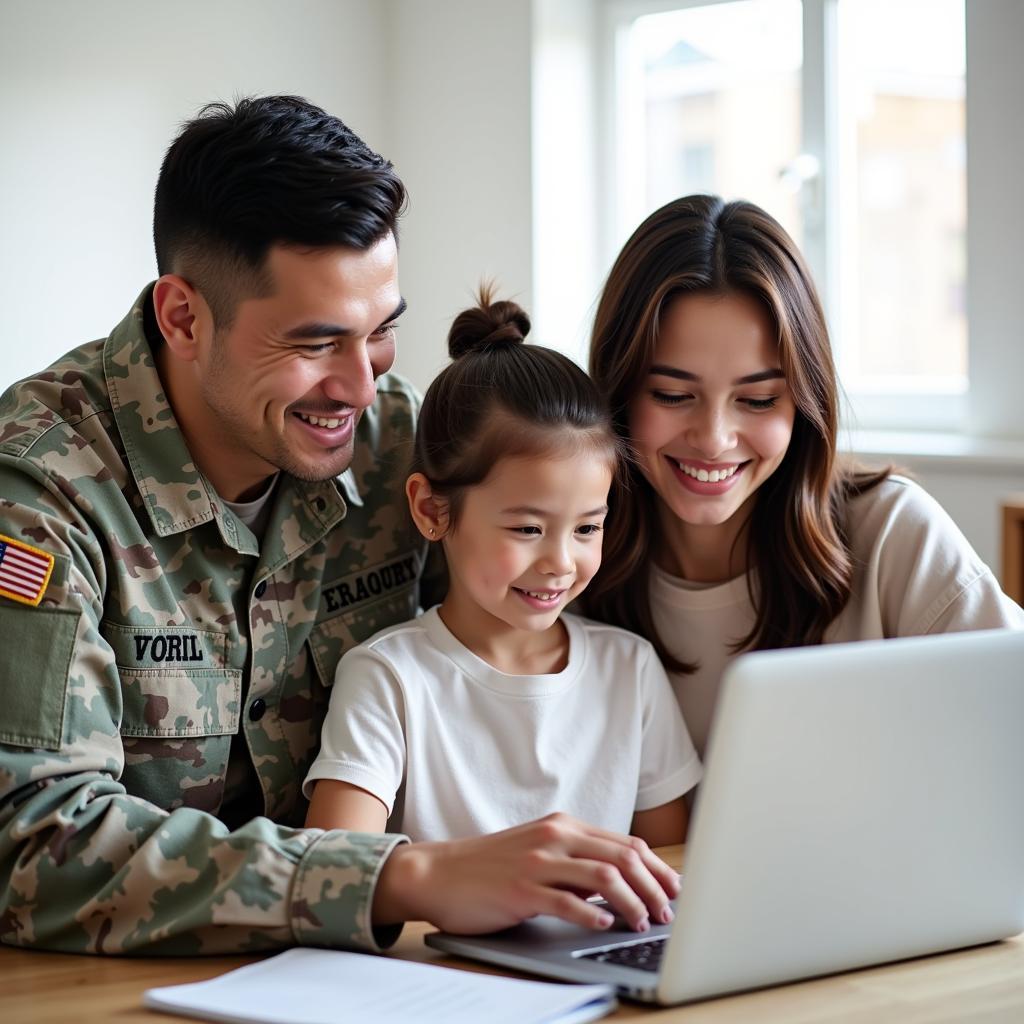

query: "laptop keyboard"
left=580, top=936, right=667, bottom=973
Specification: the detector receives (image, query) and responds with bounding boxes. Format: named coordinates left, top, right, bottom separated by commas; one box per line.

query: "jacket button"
left=254, top=580, right=267, bottom=599
left=249, top=698, right=267, bottom=722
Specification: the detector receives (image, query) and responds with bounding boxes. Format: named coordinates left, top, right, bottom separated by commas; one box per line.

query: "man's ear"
left=406, top=473, right=450, bottom=540
left=152, top=274, right=213, bottom=362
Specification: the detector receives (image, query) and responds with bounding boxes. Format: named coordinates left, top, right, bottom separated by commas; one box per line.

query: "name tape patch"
left=320, top=553, right=420, bottom=618
left=0, top=534, right=56, bottom=607
left=133, top=633, right=207, bottom=665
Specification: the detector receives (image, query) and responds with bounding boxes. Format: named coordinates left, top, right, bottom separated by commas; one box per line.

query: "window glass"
left=621, top=0, right=803, bottom=246
left=838, top=0, right=966, bottom=392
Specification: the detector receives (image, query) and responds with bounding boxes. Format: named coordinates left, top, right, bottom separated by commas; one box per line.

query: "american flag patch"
left=0, top=534, right=56, bottom=607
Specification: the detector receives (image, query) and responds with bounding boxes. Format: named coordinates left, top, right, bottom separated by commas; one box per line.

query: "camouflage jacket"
left=0, top=286, right=427, bottom=954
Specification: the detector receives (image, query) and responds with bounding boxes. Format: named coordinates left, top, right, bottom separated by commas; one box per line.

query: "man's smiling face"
left=193, top=236, right=403, bottom=495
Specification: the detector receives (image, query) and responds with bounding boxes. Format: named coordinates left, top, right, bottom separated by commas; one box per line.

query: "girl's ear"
left=406, top=473, right=450, bottom=540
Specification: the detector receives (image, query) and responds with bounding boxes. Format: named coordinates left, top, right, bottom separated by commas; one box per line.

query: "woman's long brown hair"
left=586, top=195, right=888, bottom=672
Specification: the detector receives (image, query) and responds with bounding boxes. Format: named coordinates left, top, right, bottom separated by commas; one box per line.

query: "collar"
left=104, top=285, right=349, bottom=558
left=104, top=284, right=219, bottom=539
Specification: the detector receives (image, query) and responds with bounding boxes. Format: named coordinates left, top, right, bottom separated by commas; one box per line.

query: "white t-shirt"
left=221, top=473, right=280, bottom=538
left=304, top=607, right=703, bottom=841
left=651, top=476, right=1024, bottom=757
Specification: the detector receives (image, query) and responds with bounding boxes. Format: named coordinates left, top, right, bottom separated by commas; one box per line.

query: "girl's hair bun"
left=448, top=283, right=531, bottom=359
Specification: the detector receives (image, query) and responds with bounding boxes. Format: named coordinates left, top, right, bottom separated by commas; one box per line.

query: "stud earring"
left=428, top=527, right=436, bottom=537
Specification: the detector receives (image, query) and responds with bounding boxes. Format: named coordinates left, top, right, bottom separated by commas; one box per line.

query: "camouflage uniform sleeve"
left=0, top=455, right=406, bottom=955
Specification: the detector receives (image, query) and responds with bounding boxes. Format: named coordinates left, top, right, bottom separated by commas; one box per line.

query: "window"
left=606, top=0, right=967, bottom=431
left=612, top=0, right=803, bottom=246
left=836, top=0, right=966, bottom=403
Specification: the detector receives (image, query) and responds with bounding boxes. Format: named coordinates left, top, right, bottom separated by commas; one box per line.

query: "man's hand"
left=372, top=813, right=679, bottom=934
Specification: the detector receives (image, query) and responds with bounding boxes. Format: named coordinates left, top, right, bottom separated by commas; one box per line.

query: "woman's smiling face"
left=628, top=290, right=797, bottom=536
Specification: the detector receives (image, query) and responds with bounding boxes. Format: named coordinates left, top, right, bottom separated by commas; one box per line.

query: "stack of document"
left=143, top=947, right=616, bottom=1024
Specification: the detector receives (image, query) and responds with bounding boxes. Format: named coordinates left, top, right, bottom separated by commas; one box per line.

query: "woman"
left=586, top=194, right=1024, bottom=756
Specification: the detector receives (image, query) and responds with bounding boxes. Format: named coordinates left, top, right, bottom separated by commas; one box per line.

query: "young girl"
left=304, top=290, right=702, bottom=850
left=585, top=194, right=1024, bottom=757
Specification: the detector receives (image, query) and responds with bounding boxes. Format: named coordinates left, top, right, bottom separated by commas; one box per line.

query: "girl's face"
left=441, top=449, right=612, bottom=638
left=628, top=290, right=797, bottom=537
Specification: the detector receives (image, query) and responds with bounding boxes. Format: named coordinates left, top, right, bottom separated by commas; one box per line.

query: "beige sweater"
left=651, top=476, right=1024, bottom=757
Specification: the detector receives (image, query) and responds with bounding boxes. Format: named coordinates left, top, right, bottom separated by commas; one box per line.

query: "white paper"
left=143, top=947, right=616, bottom=1024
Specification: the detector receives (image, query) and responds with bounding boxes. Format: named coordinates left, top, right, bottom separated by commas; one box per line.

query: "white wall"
left=383, top=0, right=534, bottom=391
left=0, top=0, right=533, bottom=398
left=0, top=0, right=389, bottom=387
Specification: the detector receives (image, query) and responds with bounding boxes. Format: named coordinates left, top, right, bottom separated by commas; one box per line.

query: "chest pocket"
left=309, top=580, right=419, bottom=686
left=101, top=621, right=241, bottom=737
left=100, top=621, right=242, bottom=814
left=118, top=667, right=242, bottom=737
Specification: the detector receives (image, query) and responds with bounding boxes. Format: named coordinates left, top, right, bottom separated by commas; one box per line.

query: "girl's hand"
left=372, top=812, right=679, bottom=934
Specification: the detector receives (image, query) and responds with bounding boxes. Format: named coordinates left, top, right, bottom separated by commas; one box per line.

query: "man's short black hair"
left=153, top=95, right=406, bottom=328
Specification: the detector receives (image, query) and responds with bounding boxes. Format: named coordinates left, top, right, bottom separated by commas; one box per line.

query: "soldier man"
left=0, top=96, right=677, bottom=954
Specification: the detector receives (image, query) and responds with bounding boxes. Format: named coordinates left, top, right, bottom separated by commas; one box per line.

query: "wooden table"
left=1002, top=495, right=1024, bottom=605
left=4, top=845, right=1024, bottom=1023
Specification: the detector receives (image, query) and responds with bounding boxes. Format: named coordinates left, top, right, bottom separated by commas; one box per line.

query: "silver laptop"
left=426, top=628, right=1024, bottom=1004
